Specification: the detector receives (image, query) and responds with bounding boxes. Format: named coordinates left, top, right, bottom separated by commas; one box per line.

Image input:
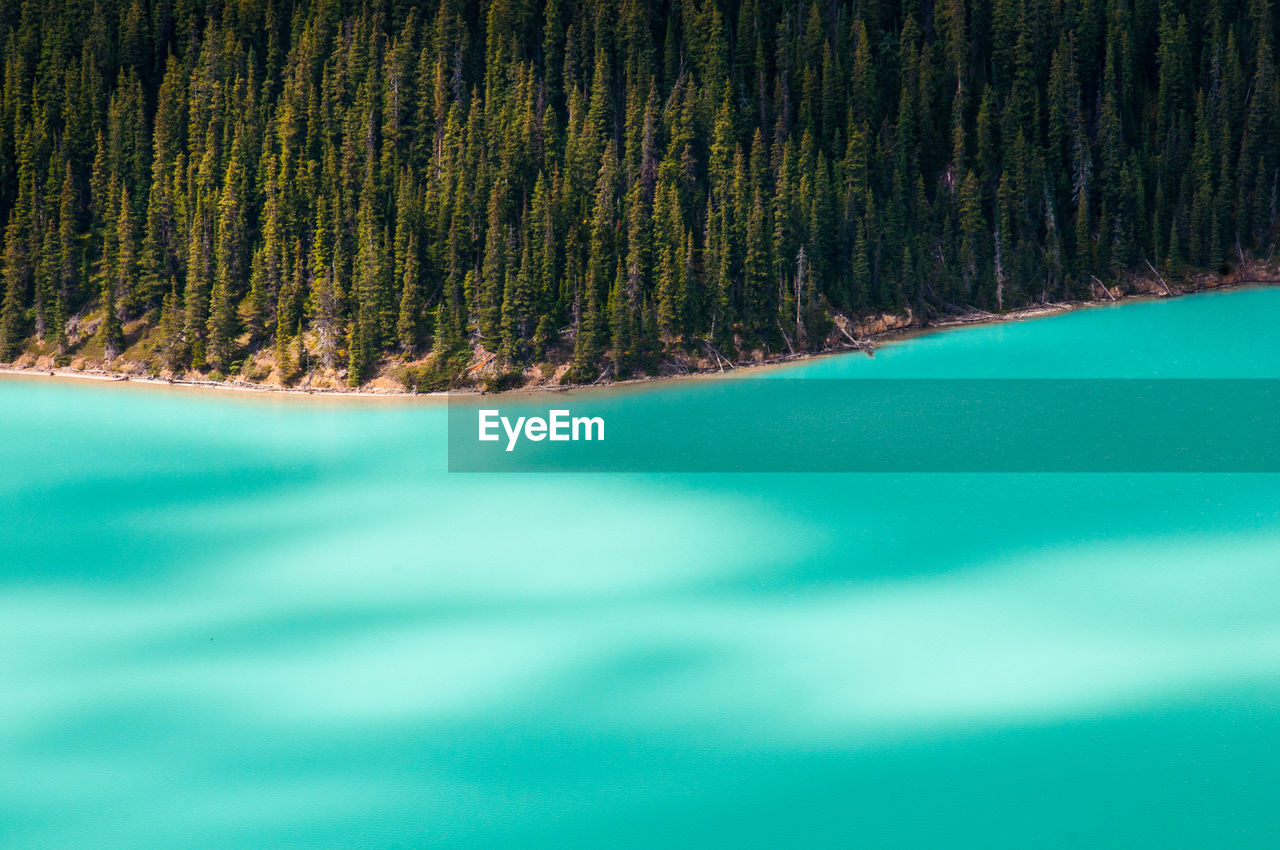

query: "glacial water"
left=3, top=287, right=1280, bottom=847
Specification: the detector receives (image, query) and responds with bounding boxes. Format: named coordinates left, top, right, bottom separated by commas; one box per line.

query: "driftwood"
left=778, top=323, right=796, bottom=356
left=1143, top=259, right=1172, bottom=295
left=660, top=358, right=692, bottom=376
left=834, top=320, right=877, bottom=354
left=701, top=339, right=733, bottom=371
left=1090, top=275, right=1117, bottom=301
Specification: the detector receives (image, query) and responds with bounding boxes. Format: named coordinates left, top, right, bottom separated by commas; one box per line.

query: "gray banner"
left=446, top=379, right=1280, bottom=472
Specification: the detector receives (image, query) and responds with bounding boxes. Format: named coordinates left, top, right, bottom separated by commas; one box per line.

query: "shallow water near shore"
left=3, top=287, right=1280, bottom=847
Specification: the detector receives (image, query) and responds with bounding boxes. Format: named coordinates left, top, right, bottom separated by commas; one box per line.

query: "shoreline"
left=2, top=277, right=1274, bottom=402
left=0, top=364, right=446, bottom=403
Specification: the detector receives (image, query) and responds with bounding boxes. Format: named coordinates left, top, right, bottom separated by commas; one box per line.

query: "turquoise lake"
left=3, top=287, right=1280, bottom=847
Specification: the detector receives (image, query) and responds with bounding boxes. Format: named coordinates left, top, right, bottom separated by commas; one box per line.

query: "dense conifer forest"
left=0, top=0, right=1275, bottom=388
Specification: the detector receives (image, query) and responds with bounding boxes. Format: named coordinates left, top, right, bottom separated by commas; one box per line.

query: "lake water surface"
left=3, top=288, right=1280, bottom=847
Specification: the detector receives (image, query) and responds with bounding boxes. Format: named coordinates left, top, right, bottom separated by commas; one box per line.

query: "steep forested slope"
left=0, top=0, right=1274, bottom=387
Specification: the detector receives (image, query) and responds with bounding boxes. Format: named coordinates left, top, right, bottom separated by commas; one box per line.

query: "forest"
left=0, top=0, right=1275, bottom=388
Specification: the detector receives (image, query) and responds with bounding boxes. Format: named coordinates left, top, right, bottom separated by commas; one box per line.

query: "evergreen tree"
left=99, top=276, right=124, bottom=361
left=396, top=235, right=425, bottom=352
left=0, top=0, right=1269, bottom=384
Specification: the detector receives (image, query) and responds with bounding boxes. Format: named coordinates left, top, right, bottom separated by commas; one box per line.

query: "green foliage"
left=0, top=0, right=1272, bottom=381
left=99, top=281, right=124, bottom=361
left=483, top=370, right=527, bottom=393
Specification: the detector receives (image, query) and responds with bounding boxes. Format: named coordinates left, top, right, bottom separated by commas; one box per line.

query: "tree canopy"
left=0, top=0, right=1273, bottom=385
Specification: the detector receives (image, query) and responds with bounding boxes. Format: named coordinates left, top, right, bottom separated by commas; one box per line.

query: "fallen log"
left=701, top=339, right=733, bottom=371
left=1143, top=259, right=1172, bottom=295
left=835, top=321, right=877, bottom=354
left=1090, top=275, right=1117, bottom=301
left=778, top=323, right=796, bottom=356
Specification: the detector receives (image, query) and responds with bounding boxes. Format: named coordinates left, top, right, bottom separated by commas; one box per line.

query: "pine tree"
left=396, top=235, right=425, bottom=352
left=570, top=276, right=603, bottom=382
left=157, top=286, right=186, bottom=373
left=959, top=171, right=986, bottom=299
left=0, top=0, right=1272, bottom=380
left=0, top=245, right=27, bottom=362
left=205, top=274, right=235, bottom=373
left=99, top=276, right=124, bottom=361
left=608, top=259, right=634, bottom=375
left=432, top=301, right=462, bottom=363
